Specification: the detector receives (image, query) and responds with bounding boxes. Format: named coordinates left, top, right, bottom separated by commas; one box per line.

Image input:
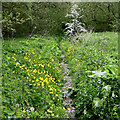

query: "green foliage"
left=59, top=32, right=119, bottom=119
left=2, top=3, right=32, bottom=37
left=2, top=32, right=119, bottom=119
left=77, top=2, right=118, bottom=32
left=2, top=37, right=66, bottom=118
left=31, top=3, right=69, bottom=35
left=2, top=2, right=118, bottom=38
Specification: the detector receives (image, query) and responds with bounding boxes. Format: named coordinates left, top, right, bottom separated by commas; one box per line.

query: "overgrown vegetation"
left=2, top=32, right=119, bottom=118
left=2, top=36, right=67, bottom=118
left=59, top=32, right=119, bottom=119
left=2, top=2, right=119, bottom=119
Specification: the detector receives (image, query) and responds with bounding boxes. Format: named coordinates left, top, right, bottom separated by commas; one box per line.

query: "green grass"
left=2, top=32, right=119, bottom=119
left=59, top=32, right=119, bottom=119
left=2, top=36, right=66, bottom=118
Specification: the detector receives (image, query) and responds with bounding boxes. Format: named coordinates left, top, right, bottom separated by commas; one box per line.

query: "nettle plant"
left=65, top=4, right=87, bottom=43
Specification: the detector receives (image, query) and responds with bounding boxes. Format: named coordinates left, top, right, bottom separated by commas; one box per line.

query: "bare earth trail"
left=61, top=54, right=75, bottom=118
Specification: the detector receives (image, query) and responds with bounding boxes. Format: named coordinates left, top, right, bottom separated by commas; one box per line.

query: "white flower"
left=84, top=109, right=87, bottom=114
left=30, top=107, right=34, bottom=111
left=112, top=91, right=115, bottom=97
left=65, top=4, right=87, bottom=37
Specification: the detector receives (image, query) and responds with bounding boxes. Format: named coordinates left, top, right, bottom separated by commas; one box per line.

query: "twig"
left=28, top=26, right=36, bottom=39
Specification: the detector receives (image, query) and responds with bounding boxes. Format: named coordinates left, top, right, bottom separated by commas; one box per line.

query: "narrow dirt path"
left=61, top=54, right=75, bottom=118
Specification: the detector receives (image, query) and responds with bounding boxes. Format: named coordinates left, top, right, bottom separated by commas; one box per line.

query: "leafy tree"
left=2, top=2, right=118, bottom=37
left=77, top=2, right=118, bottom=32
left=2, top=3, right=32, bottom=37
left=31, top=2, right=70, bottom=35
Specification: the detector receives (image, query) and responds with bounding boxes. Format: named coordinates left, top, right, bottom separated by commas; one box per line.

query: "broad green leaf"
left=88, top=71, right=106, bottom=78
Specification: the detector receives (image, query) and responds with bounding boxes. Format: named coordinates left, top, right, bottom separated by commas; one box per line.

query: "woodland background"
left=2, top=2, right=119, bottom=37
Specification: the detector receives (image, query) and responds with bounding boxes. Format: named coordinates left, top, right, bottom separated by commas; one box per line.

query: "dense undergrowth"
left=60, top=32, right=119, bottom=119
left=2, top=36, right=67, bottom=118
left=2, top=32, right=119, bottom=119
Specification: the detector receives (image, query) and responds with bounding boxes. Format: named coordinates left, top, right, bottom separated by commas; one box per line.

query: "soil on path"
left=61, top=54, right=75, bottom=118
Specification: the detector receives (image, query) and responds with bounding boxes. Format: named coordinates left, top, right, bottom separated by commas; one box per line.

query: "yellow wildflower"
left=7, top=57, right=10, bottom=59
left=27, top=73, right=30, bottom=76
left=24, top=56, right=28, bottom=60
left=32, top=52, right=35, bottom=54
left=42, top=82, right=44, bottom=87
left=33, top=69, right=37, bottom=73
left=16, top=62, right=20, bottom=66
left=67, top=107, right=70, bottom=110
left=116, top=95, right=118, bottom=97
left=49, top=88, right=53, bottom=91
left=39, top=77, right=43, bottom=80
left=23, top=110, right=26, bottom=113
left=36, top=79, right=39, bottom=82
left=39, top=64, right=44, bottom=67
left=37, top=83, right=40, bottom=86
left=47, top=109, right=52, bottom=113
left=51, top=114, right=54, bottom=116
